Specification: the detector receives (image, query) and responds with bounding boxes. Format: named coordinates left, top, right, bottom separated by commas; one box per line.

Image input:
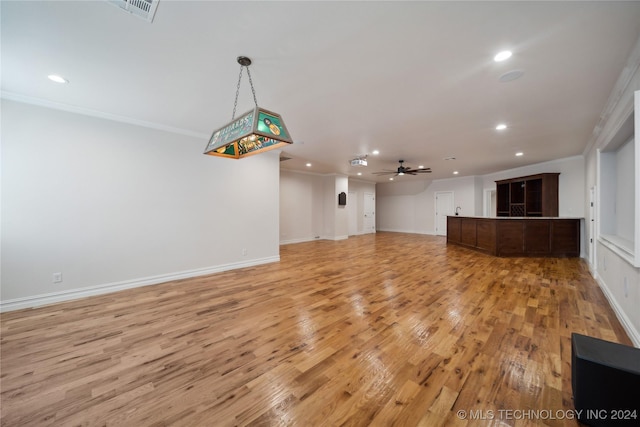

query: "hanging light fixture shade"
left=204, top=107, right=293, bottom=159
left=204, top=56, right=293, bottom=159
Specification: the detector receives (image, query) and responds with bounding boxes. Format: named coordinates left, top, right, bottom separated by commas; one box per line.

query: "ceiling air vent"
left=108, top=0, right=159, bottom=23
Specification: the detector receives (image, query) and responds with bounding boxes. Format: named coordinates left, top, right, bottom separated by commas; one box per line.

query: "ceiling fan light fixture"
left=204, top=56, right=293, bottom=159
left=373, top=160, right=432, bottom=177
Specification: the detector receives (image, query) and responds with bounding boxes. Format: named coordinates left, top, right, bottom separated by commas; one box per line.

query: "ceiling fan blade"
left=374, top=161, right=431, bottom=176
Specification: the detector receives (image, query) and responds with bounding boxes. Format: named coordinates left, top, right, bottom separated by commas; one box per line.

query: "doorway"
left=484, top=189, right=496, bottom=217
left=363, top=192, right=375, bottom=233
left=435, top=191, right=454, bottom=236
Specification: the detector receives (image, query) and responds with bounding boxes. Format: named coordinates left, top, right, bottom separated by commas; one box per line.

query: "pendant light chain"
left=245, top=66, right=259, bottom=109
left=231, top=64, right=259, bottom=121
left=231, top=65, right=243, bottom=121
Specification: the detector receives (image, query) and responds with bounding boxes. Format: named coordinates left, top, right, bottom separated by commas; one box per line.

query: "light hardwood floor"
left=0, top=233, right=631, bottom=426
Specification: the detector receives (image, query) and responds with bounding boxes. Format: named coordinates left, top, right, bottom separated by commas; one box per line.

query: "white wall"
left=599, top=152, right=617, bottom=236
left=279, top=170, right=375, bottom=243
left=616, top=138, right=635, bottom=239
left=279, top=170, right=324, bottom=243
left=597, top=244, right=640, bottom=345
left=1, top=100, right=280, bottom=310
left=376, top=180, right=429, bottom=233
left=377, top=176, right=481, bottom=234
left=474, top=176, right=484, bottom=215
left=584, top=36, right=640, bottom=346
left=346, top=179, right=376, bottom=234
left=320, top=174, right=349, bottom=241
left=334, top=175, right=349, bottom=240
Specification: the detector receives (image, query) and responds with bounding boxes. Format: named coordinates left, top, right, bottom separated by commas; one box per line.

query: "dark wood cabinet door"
left=447, top=217, right=461, bottom=244
left=461, top=219, right=477, bottom=247
left=497, top=221, right=524, bottom=255
left=551, top=220, right=580, bottom=256
left=476, top=220, right=496, bottom=253
left=525, top=221, right=551, bottom=253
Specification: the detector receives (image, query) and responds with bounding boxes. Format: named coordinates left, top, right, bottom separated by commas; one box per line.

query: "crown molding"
left=583, top=34, right=640, bottom=156
left=1, top=91, right=210, bottom=140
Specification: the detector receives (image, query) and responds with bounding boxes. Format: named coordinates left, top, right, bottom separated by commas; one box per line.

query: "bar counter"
left=447, top=216, right=581, bottom=257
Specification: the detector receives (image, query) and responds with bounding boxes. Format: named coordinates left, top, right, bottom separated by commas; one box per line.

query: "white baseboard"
left=595, top=274, right=640, bottom=348
left=280, top=237, right=320, bottom=245
left=0, top=256, right=280, bottom=313
left=314, top=234, right=349, bottom=241
left=280, top=234, right=372, bottom=245
left=377, top=228, right=436, bottom=235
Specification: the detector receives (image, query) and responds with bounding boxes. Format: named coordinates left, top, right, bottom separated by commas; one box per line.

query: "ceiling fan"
left=373, top=160, right=432, bottom=176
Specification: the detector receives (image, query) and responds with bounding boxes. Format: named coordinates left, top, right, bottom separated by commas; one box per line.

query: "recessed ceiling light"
left=418, top=165, right=425, bottom=169
left=453, top=171, right=459, bottom=175
left=496, top=124, right=507, bottom=131
left=372, top=150, right=380, bottom=155
left=515, top=152, right=524, bottom=157
left=48, top=74, right=68, bottom=84
left=494, top=50, right=512, bottom=62
left=357, top=172, right=362, bottom=176
left=389, top=177, right=394, bottom=181
left=306, top=163, right=312, bottom=167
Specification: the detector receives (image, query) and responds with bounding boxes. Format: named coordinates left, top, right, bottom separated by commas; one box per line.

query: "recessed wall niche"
left=597, top=90, right=639, bottom=267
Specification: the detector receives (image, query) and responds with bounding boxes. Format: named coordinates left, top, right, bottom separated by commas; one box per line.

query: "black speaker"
left=571, top=333, right=640, bottom=426
left=338, top=192, right=347, bottom=206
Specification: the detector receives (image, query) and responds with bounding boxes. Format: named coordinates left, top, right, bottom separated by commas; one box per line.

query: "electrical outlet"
left=53, top=272, right=63, bottom=283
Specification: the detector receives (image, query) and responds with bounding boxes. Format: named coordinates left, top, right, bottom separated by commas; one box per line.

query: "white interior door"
left=363, top=192, right=375, bottom=233
left=435, top=191, right=454, bottom=236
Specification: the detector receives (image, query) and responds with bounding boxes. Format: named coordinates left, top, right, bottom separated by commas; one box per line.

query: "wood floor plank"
left=1, top=232, right=633, bottom=426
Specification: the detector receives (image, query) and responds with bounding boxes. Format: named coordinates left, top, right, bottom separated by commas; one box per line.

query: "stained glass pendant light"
left=203, top=56, right=293, bottom=159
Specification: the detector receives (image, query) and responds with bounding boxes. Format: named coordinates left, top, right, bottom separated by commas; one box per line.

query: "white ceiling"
left=3, top=1, right=640, bottom=182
